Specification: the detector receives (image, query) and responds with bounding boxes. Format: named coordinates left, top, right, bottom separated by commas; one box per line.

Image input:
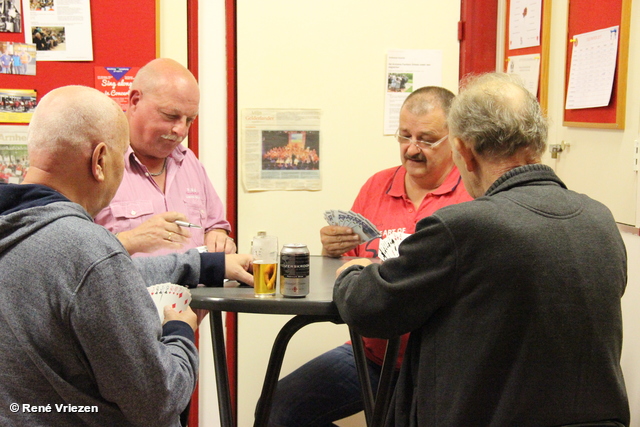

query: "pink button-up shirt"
left=95, top=145, right=230, bottom=257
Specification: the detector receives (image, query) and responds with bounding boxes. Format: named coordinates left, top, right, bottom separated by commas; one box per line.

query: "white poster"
left=565, top=26, right=619, bottom=110
left=506, top=54, right=541, bottom=96
left=242, top=109, right=321, bottom=192
left=21, top=0, right=93, bottom=61
left=384, top=49, right=442, bottom=135
left=509, top=0, right=542, bottom=50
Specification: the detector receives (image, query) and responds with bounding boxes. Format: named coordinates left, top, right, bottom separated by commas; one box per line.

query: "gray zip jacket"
left=0, top=183, right=205, bottom=426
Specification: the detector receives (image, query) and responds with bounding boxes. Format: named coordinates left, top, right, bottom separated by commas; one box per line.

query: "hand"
left=117, top=212, right=191, bottom=255
left=225, top=253, right=254, bottom=286
left=320, top=226, right=362, bottom=257
left=336, top=258, right=372, bottom=277
left=205, top=229, right=237, bottom=254
left=163, top=306, right=198, bottom=332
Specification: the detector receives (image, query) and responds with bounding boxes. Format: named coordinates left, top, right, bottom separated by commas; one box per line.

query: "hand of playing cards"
left=378, top=230, right=411, bottom=261
left=324, top=210, right=380, bottom=243
left=147, top=283, right=192, bottom=322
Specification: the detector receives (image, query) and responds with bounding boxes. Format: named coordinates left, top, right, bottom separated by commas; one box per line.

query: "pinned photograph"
left=0, top=89, right=38, bottom=123
left=32, top=26, right=65, bottom=51
left=0, top=41, right=37, bottom=75
left=0, top=0, right=22, bottom=33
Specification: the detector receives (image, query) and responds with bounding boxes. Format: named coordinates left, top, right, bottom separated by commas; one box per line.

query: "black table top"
left=190, top=255, right=351, bottom=316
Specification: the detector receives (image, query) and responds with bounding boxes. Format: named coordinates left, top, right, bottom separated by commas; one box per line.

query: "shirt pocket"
left=109, top=200, right=155, bottom=231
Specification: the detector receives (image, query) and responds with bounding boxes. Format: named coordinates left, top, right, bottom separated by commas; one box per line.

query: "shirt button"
left=408, top=209, right=414, bottom=213
left=131, top=210, right=136, bottom=215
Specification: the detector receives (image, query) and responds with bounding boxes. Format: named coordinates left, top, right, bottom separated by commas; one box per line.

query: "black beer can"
left=279, top=244, right=310, bottom=297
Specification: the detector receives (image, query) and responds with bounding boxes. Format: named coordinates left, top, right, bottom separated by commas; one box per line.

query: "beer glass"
left=252, top=231, right=278, bottom=297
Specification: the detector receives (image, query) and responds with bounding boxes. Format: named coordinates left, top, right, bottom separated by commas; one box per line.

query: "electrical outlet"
left=635, top=140, right=640, bottom=172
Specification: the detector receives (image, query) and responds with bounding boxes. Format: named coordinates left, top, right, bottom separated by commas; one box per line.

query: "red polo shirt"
left=346, top=165, right=472, bottom=367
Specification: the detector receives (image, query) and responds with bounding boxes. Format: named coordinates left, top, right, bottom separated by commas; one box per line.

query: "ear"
left=128, top=89, right=142, bottom=112
left=452, top=137, right=478, bottom=173
left=91, top=142, right=108, bottom=183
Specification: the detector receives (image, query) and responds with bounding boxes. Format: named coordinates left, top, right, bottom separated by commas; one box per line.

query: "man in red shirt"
left=268, top=86, right=473, bottom=426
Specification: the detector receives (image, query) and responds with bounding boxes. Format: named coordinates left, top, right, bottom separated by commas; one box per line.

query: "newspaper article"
left=22, top=0, right=93, bottom=61
left=242, top=109, right=321, bottom=191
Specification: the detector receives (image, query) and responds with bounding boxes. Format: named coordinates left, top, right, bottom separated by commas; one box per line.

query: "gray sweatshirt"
left=0, top=183, right=201, bottom=426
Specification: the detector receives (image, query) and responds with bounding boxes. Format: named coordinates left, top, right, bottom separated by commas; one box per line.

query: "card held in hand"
left=147, top=283, right=192, bottom=322
left=323, top=209, right=380, bottom=243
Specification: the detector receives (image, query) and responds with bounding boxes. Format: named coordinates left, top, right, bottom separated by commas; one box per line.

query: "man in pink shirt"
left=95, top=58, right=235, bottom=257
left=269, top=86, right=473, bottom=426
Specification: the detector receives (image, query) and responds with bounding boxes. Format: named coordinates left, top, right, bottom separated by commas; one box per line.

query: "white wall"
left=234, top=1, right=460, bottom=425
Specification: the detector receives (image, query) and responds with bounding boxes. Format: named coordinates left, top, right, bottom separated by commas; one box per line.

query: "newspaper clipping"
left=242, top=109, right=321, bottom=191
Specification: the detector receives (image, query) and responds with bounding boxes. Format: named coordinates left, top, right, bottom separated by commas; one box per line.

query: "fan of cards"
left=147, top=283, right=192, bottom=322
left=324, top=210, right=380, bottom=243
left=378, top=231, right=411, bottom=261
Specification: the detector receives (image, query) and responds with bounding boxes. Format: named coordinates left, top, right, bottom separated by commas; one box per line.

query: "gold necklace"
left=148, top=158, right=167, bottom=177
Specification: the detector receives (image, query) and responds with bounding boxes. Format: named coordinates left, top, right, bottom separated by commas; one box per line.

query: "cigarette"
left=175, top=220, right=202, bottom=229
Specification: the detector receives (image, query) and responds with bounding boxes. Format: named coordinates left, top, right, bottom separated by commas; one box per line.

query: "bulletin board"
left=1, top=0, right=158, bottom=125
left=503, top=0, right=551, bottom=113
left=563, top=0, right=631, bottom=129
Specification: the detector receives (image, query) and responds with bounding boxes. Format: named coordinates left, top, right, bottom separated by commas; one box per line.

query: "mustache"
left=161, top=134, right=183, bottom=143
left=404, top=152, right=426, bottom=162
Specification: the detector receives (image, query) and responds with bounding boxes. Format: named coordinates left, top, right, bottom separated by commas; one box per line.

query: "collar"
left=485, top=164, right=565, bottom=197
left=387, top=166, right=463, bottom=198
left=125, top=143, right=187, bottom=170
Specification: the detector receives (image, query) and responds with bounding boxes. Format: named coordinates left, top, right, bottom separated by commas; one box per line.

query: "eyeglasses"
left=395, top=130, right=448, bottom=150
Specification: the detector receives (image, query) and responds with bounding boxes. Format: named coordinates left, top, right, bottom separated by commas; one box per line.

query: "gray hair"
left=402, top=86, right=455, bottom=118
left=28, top=86, right=127, bottom=159
left=448, top=73, right=547, bottom=159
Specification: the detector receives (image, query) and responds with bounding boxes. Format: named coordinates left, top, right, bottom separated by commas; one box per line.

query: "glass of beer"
left=252, top=231, right=278, bottom=297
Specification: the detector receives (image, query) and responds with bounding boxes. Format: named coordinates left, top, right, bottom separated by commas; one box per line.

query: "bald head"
left=28, top=85, right=128, bottom=169
left=126, top=58, right=200, bottom=161
left=24, top=86, right=129, bottom=216
left=129, top=58, right=200, bottom=108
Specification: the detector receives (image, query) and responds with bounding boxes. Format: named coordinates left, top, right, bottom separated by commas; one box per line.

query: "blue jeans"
left=267, top=343, right=395, bottom=427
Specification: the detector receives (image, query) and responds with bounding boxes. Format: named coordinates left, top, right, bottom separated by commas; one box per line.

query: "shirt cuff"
left=162, top=320, right=196, bottom=343
left=199, top=252, right=225, bottom=286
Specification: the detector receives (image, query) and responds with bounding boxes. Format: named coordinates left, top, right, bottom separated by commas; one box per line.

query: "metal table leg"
left=350, top=329, right=374, bottom=425
left=254, top=315, right=340, bottom=427
left=210, top=310, right=234, bottom=427
left=371, top=337, right=400, bottom=427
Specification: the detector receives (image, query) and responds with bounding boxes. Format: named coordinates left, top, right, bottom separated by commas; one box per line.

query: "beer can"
left=280, top=244, right=310, bottom=297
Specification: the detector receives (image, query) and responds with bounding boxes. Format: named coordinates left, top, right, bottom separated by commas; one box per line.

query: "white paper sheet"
left=506, top=54, right=541, bottom=96
left=383, top=49, right=442, bottom=135
left=565, top=26, right=619, bottom=110
left=509, top=0, right=542, bottom=50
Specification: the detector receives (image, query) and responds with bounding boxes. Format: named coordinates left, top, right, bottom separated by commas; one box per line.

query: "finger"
left=224, top=238, right=237, bottom=254
left=160, top=211, right=189, bottom=222
left=326, top=226, right=354, bottom=236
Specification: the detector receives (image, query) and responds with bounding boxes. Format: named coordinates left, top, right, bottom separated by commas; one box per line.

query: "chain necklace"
left=148, top=158, right=167, bottom=177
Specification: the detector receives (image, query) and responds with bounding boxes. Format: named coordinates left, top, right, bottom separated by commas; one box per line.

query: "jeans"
left=267, top=343, right=396, bottom=427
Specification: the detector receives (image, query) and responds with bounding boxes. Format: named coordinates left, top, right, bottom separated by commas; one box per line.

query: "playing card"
left=323, top=209, right=380, bottom=242
left=378, top=231, right=410, bottom=261
left=148, top=283, right=192, bottom=322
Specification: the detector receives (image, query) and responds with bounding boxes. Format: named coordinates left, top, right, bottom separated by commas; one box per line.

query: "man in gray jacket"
left=0, top=85, right=253, bottom=426
left=334, top=73, right=629, bottom=426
